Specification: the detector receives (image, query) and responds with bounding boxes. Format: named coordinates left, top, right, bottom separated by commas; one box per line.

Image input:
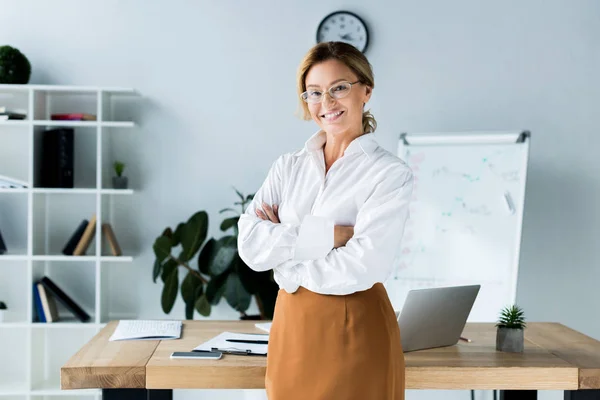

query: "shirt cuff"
left=292, top=215, right=334, bottom=261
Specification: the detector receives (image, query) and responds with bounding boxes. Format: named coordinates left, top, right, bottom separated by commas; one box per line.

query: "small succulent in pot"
left=112, top=161, right=128, bottom=189
left=496, top=305, right=526, bottom=352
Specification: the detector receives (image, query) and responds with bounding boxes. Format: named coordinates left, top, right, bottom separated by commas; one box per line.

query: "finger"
left=262, top=203, right=279, bottom=223
left=256, top=209, right=267, bottom=220
left=274, top=204, right=279, bottom=217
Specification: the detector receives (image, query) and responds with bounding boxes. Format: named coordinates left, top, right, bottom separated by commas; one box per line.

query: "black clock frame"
left=316, top=10, right=369, bottom=54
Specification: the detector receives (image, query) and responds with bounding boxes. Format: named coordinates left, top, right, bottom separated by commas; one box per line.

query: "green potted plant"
left=151, top=188, right=278, bottom=320
left=0, top=45, right=31, bottom=84
left=496, top=305, right=526, bottom=352
left=112, top=161, right=128, bottom=189
left=0, top=301, right=6, bottom=323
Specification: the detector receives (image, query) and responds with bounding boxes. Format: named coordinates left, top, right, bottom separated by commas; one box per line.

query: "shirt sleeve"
left=237, top=155, right=334, bottom=272
left=277, top=168, right=414, bottom=295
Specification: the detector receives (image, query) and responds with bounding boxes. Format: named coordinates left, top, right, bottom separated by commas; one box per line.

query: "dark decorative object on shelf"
left=152, top=188, right=278, bottom=320
left=40, top=128, right=74, bottom=188
left=0, top=228, right=6, bottom=254
left=496, top=305, right=526, bottom=352
left=0, top=45, right=31, bottom=84
left=112, top=161, right=128, bottom=189
left=0, top=301, right=6, bottom=323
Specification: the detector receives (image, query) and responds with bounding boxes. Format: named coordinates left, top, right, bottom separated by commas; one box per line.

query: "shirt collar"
left=299, top=130, right=379, bottom=158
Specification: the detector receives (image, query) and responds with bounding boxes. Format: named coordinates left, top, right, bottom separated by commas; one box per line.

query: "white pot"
left=0, top=310, right=5, bottom=323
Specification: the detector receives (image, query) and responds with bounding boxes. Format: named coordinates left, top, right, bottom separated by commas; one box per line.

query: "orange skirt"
left=265, top=283, right=405, bottom=400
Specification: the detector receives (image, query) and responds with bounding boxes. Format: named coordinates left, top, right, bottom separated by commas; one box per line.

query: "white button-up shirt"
left=237, top=130, right=414, bottom=295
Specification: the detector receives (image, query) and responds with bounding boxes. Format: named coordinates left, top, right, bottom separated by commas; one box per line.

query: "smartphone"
left=170, top=351, right=222, bottom=360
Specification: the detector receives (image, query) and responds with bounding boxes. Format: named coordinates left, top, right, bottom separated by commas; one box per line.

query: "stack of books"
left=0, top=174, right=28, bottom=188
left=33, top=276, right=91, bottom=323
left=50, top=113, right=96, bottom=121
left=62, top=214, right=123, bottom=256
left=0, top=106, right=26, bottom=120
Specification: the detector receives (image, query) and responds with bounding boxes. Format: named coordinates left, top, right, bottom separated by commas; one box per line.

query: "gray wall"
left=1, top=1, right=599, bottom=399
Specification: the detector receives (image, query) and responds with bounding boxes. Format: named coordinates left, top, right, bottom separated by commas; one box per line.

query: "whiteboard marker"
left=504, top=191, right=515, bottom=215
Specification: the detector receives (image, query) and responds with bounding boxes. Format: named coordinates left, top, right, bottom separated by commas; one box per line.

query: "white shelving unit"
left=0, top=84, right=139, bottom=399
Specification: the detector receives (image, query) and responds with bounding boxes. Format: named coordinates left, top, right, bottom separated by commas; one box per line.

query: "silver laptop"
left=395, top=285, right=480, bottom=352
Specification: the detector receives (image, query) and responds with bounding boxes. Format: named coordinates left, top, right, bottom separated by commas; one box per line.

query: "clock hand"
left=339, top=33, right=354, bottom=40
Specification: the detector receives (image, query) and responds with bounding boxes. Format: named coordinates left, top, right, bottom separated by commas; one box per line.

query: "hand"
left=334, top=225, right=354, bottom=248
left=256, top=202, right=280, bottom=223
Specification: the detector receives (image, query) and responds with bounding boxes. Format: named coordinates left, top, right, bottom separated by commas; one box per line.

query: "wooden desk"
left=61, top=321, right=600, bottom=400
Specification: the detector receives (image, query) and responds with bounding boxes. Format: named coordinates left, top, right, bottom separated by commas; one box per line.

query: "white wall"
left=1, top=1, right=599, bottom=399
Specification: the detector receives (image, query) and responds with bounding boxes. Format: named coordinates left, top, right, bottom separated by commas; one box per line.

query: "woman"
left=237, top=41, right=413, bottom=400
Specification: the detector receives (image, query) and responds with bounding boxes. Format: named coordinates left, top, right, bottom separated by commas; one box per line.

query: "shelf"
left=30, top=255, right=133, bottom=262
left=31, top=322, right=102, bottom=329
left=31, top=380, right=100, bottom=396
left=0, top=382, right=28, bottom=395
left=2, top=322, right=105, bottom=329
left=0, top=83, right=137, bottom=398
left=0, top=120, right=30, bottom=126
left=0, top=188, right=28, bottom=193
left=0, top=188, right=134, bottom=194
left=0, top=323, right=30, bottom=328
left=0, top=254, right=28, bottom=261
left=0, top=84, right=136, bottom=93
left=32, top=120, right=135, bottom=128
left=34, top=188, right=134, bottom=194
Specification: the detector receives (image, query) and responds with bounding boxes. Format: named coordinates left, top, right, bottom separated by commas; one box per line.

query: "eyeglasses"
left=301, top=80, right=361, bottom=104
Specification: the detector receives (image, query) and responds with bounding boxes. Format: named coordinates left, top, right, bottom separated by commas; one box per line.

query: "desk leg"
left=565, top=390, right=600, bottom=399
left=102, top=389, right=173, bottom=400
left=499, top=391, right=537, bottom=400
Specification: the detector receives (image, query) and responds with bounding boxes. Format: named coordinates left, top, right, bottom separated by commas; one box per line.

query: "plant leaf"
left=153, top=235, right=172, bottom=263
left=172, top=223, right=185, bottom=247
left=219, top=207, right=237, bottom=214
left=245, top=194, right=254, bottom=201
left=152, top=258, right=162, bottom=283
left=181, top=271, right=202, bottom=304
left=224, top=272, right=251, bottom=312
left=220, top=216, right=239, bottom=232
left=185, top=298, right=194, bottom=320
left=256, top=277, right=279, bottom=320
left=205, top=272, right=228, bottom=305
left=195, top=294, right=211, bottom=317
left=180, top=211, right=208, bottom=262
left=197, top=238, right=215, bottom=275
left=161, top=258, right=178, bottom=283
left=209, top=236, right=237, bottom=276
left=235, top=253, right=269, bottom=295
left=161, top=268, right=179, bottom=314
left=234, top=187, right=244, bottom=202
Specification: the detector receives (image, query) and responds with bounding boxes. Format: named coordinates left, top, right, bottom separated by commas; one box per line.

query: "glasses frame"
left=301, top=80, right=362, bottom=104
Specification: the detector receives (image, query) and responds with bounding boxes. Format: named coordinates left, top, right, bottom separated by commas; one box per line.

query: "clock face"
left=316, top=11, right=369, bottom=53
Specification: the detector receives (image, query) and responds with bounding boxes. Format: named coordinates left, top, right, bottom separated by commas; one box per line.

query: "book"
left=0, top=107, right=27, bottom=120
left=102, top=223, right=122, bottom=256
left=50, top=113, right=96, bottom=121
left=37, top=282, right=59, bottom=322
left=32, top=283, right=46, bottom=323
left=108, top=320, right=182, bottom=341
left=72, top=215, right=97, bottom=256
left=40, top=276, right=90, bottom=322
left=62, top=219, right=89, bottom=255
left=0, top=229, right=6, bottom=254
left=0, top=174, right=28, bottom=188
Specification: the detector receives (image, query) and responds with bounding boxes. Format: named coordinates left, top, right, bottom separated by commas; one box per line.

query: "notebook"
left=109, top=320, right=182, bottom=341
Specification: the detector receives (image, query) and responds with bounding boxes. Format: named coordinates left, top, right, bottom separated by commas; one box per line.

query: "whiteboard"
left=384, top=131, right=530, bottom=322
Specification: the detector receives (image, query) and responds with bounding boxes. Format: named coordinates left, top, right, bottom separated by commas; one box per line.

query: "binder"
left=193, top=331, right=268, bottom=356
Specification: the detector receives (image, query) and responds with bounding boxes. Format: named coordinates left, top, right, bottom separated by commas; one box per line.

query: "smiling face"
left=304, top=59, right=372, bottom=137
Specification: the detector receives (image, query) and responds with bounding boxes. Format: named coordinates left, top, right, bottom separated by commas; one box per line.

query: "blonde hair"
left=296, top=41, right=377, bottom=134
